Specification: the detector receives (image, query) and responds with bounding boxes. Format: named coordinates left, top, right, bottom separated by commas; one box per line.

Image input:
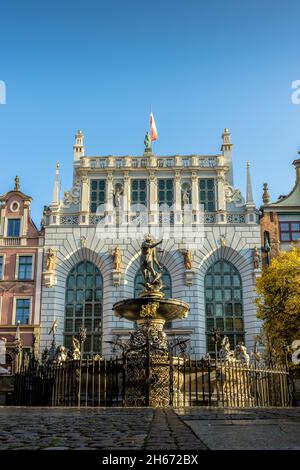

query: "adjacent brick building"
left=0, top=178, right=44, bottom=371
left=260, top=158, right=300, bottom=266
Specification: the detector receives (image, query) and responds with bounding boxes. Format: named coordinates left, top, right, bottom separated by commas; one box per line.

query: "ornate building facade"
left=40, top=129, right=261, bottom=356
left=260, top=158, right=300, bottom=266
left=0, top=179, right=44, bottom=370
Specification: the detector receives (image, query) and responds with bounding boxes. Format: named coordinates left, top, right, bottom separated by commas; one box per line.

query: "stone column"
left=22, top=203, right=29, bottom=236
left=149, top=172, right=157, bottom=228
left=80, top=174, right=89, bottom=224
left=149, top=172, right=157, bottom=211
left=216, top=171, right=226, bottom=223
left=191, top=172, right=199, bottom=212
left=123, top=172, right=131, bottom=212
left=106, top=172, right=114, bottom=211
left=123, top=172, right=131, bottom=233
left=174, top=171, right=182, bottom=227
left=174, top=171, right=182, bottom=211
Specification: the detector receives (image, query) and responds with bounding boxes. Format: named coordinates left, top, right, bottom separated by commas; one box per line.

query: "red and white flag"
left=150, top=112, right=158, bottom=141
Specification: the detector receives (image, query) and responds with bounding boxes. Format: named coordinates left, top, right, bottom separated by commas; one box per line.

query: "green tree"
left=256, top=245, right=300, bottom=366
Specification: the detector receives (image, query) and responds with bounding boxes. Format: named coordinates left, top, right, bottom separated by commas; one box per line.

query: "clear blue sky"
left=1, top=0, right=300, bottom=225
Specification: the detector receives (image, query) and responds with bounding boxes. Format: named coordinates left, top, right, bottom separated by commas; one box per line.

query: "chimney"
left=293, top=158, right=300, bottom=183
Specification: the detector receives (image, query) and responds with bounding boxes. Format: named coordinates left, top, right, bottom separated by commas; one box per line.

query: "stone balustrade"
left=81, top=154, right=223, bottom=170
left=45, top=211, right=250, bottom=227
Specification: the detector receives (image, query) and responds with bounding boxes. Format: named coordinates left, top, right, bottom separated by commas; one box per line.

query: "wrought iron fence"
left=171, top=357, right=291, bottom=407
left=12, top=355, right=293, bottom=408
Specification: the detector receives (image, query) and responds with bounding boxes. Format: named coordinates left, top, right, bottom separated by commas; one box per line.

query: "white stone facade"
left=40, top=130, right=261, bottom=357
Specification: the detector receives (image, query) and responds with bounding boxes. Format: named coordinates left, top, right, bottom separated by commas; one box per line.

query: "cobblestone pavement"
left=174, top=407, right=300, bottom=450
left=0, top=407, right=300, bottom=450
left=0, top=407, right=205, bottom=450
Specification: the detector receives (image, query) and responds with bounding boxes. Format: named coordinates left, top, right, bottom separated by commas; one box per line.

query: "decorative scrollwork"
left=60, top=215, right=79, bottom=225
left=140, top=302, right=159, bottom=319
left=62, top=181, right=81, bottom=208
left=226, top=213, right=245, bottom=224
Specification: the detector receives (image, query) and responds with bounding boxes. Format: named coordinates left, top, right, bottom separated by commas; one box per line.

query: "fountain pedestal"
left=124, top=318, right=170, bottom=407
left=113, top=297, right=189, bottom=407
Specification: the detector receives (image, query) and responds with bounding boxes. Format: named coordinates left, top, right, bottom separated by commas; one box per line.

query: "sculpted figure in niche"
left=113, top=184, right=123, bottom=208
left=112, top=246, right=122, bottom=271
left=253, top=246, right=261, bottom=269
left=46, top=248, right=56, bottom=272
left=182, top=188, right=190, bottom=206
left=183, top=249, right=193, bottom=270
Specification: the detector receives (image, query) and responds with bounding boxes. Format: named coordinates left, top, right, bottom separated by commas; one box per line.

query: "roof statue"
left=144, top=131, right=152, bottom=152
left=14, top=175, right=20, bottom=191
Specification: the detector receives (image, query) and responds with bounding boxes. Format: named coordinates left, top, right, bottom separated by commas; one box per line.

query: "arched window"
left=134, top=268, right=172, bottom=298
left=134, top=268, right=172, bottom=328
left=205, top=260, right=244, bottom=355
left=65, top=261, right=103, bottom=354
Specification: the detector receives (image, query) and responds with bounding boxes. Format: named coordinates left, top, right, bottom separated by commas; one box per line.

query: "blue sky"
left=1, top=0, right=300, bottom=224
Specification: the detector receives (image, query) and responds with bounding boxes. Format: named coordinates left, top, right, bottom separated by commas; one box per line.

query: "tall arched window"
left=134, top=268, right=172, bottom=328
left=205, top=260, right=244, bottom=355
left=65, top=261, right=103, bottom=354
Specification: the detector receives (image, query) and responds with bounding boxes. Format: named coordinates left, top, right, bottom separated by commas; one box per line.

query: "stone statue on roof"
left=144, top=131, right=152, bottom=151
left=14, top=176, right=20, bottom=191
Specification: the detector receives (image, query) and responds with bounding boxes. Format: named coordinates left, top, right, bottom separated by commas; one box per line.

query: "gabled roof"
left=262, top=159, right=300, bottom=211
left=0, top=189, right=32, bottom=202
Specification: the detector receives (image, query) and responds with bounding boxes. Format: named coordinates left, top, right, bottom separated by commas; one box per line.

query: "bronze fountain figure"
left=112, top=235, right=190, bottom=406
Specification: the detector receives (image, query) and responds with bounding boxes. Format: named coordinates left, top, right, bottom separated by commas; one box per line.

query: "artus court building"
left=39, top=129, right=261, bottom=357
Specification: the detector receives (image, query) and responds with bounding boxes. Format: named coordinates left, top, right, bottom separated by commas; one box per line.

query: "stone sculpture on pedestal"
left=113, top=236, right=190, bottom=406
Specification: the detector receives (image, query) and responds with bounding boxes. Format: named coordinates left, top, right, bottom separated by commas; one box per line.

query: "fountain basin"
left=113, top=297, right=189, bottom=322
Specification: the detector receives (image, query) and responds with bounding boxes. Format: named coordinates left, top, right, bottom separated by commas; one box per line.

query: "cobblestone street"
left=0, top=407, right=300, bottom=450
left=0, top=407, right=205, bottom=450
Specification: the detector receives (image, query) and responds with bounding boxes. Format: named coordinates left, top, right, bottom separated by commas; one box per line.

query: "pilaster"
left=149, top=172, right=158, bottom=225
left=80, top=174, right=89, bottom=223
left=106, top=172, right=114, bottom=211
left=123, top=172, right=131, bottom=212
left=191, top=172, right=198, bottom=212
